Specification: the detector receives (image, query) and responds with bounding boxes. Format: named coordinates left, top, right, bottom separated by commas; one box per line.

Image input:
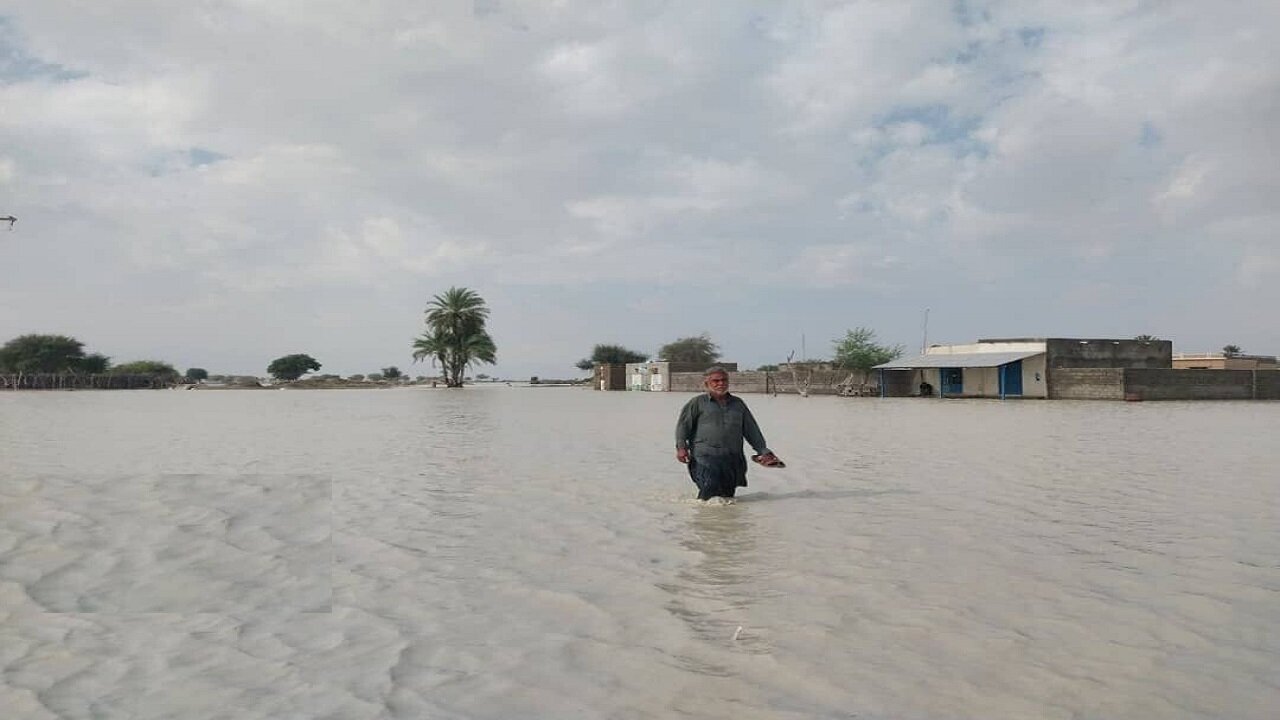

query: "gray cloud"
left=1, top=0, right=1277, bottom=376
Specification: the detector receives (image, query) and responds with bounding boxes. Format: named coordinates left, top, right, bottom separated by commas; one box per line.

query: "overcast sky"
left=2, top=1, right=1277, bottom=378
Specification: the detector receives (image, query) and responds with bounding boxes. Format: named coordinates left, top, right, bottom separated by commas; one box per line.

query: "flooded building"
left=874, top=338, right=1172, bottom=399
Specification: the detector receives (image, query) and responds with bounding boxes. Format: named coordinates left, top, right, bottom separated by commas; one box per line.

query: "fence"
left=0, top=373, right=177, bottom=390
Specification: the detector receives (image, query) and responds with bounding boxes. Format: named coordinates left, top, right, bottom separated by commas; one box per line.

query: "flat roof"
left=1174, top=353, right=1276, bottom=361
left=874, top=350, right=1044, bottom=369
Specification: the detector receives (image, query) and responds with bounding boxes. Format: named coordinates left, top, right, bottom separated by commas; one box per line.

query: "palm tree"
left=412, top=287, right=496, bottom=387
left=412, top=330, right=449, bottom=376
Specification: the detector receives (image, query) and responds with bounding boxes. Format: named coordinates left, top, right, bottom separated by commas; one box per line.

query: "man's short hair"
left=703, top=366, right=729, bottom=378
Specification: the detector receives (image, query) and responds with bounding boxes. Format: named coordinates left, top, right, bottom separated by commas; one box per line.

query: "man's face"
left=705, top=372, right=729, bottom=398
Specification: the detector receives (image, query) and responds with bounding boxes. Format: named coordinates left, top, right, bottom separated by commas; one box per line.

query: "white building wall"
left=926, top=354, right=1048, bottom=398
left=649, top=366, right=665, bottom=391
left=898, top=344, right=1047, bottom=398
left=954, top=356, right=1047, bottom=398
left=1021, top=354, right=1047, bottom=398
left=625, top=363, right=646, bottom=390
left=624, top=362, right=672, bottom=391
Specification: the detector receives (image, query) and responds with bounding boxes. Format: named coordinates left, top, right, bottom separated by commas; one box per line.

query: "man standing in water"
left=676, top=367, right=782, bottom=500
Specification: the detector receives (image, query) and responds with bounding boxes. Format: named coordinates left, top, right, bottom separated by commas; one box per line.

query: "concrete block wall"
left=1049, top=368, right=1124, bottom=399
left=1123, top=369, right=1253, bottom=400
left=670, top=371, right=781, bottom=394
left=1255, top=370, right=1280, bottom=400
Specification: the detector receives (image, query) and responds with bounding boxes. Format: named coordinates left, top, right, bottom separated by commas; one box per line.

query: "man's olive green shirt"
left=675, top=393, right=771, bottom=458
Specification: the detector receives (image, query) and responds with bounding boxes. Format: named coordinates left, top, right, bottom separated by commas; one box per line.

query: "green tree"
left=0, top=334, right=87, bottom=373
left=74, top=353, right=111, bottom=375
left=112, top=360, right=180, bottom=381
left=412, top=287, right=497, bottom=387
left=381, top=366, right=403, bottom=380
left=1133, top=334, right=1159, bottom=341
left=757, top=364, right=779, bottom=372
left=185, top=367, right=209, bottom=382
left=658, top=333, right=720, bottom=364
left=833, top=327, right=904, bottom=380
left=267, top=353, right=321, bottom=381
left=348, top=374, right=365, bottom=382
left=1222, top=344, right=1243, bottom=356
left=575, top=343, right=648, bottom=370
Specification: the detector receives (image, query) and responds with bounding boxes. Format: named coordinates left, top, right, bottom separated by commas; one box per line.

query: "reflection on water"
left=2, top=388, right=1278, bottom=719
left=659, top=503, right=776, bottom=672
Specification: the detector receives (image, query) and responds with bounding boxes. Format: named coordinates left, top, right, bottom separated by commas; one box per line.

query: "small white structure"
left=623, top=361, right=738, bottom=391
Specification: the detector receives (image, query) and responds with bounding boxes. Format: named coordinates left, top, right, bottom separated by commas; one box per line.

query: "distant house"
left=1172, top=353, right=1277, bottom=370
left=624, top=361, right=738, bottom=391
left=874, top=338, right=1172, bottom=399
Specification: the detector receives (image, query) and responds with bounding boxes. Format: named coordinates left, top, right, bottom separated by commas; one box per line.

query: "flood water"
left=2, top=387, right=1277, bottom=719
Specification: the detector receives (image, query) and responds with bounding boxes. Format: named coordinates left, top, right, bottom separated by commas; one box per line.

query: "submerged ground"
left=2, top=388, right=1276, bottom=719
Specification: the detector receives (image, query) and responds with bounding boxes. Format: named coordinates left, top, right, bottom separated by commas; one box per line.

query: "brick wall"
left=1049, top=368, right=1124, bottom=399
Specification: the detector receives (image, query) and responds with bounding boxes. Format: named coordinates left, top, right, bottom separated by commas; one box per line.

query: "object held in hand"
left=752, top=453, right=785, bottom=468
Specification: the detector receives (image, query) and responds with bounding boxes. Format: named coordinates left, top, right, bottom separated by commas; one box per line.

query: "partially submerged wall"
left=1256, top=370, right=1280, bottom=399
left=670, top=371, right=781, bottom=394
left=1123, top=369, right=1251, bottom=400
left=1053, top=368, right=1280, bottom=400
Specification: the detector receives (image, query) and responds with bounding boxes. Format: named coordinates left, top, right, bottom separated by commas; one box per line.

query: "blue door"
left=1000, top=360, right=1023, bottom=397
left=941, top=368, right=963, bottom=395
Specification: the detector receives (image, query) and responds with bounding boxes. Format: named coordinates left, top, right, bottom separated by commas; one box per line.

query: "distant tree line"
left=573, top=328, right=902, bottom=377
left=0, top=334, right=186, bottom=389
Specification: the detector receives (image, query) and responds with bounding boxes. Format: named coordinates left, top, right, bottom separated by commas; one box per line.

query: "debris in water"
left=732, top=626, right=743, bottom=641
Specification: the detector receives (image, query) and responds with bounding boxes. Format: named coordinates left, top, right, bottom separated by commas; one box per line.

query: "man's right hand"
left=676, top=448, right=689, bottom=464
